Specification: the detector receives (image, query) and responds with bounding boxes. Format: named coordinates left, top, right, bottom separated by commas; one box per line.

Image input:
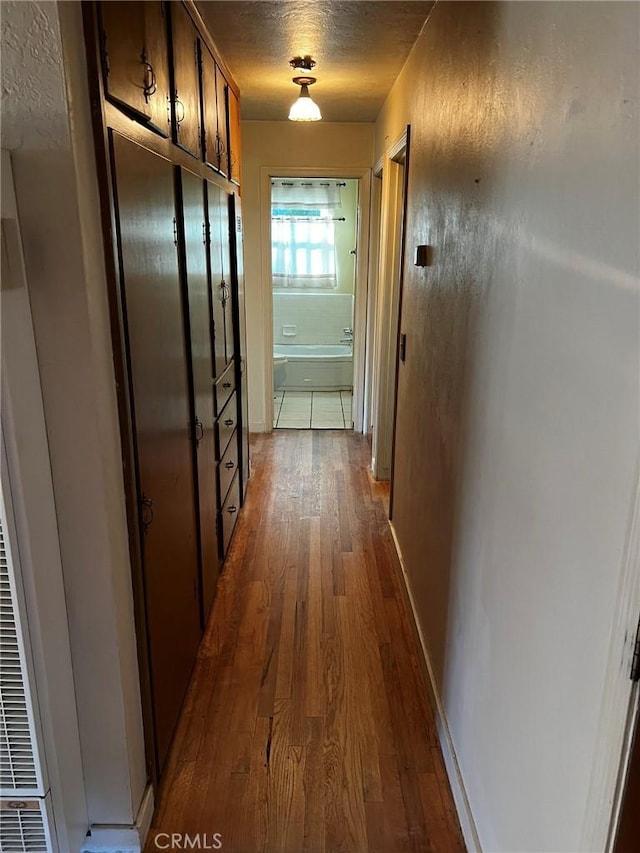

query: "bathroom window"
left=271, top=208, right=337, bottom=289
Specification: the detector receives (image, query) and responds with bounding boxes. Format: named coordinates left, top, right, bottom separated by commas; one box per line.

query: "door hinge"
left=100, top=29, right=110, bottom=77
left=173, top=217, right=178, bottom=247
left=141, top=494, right=154, bottom=535
left=631, top=613, right=640, bottom=681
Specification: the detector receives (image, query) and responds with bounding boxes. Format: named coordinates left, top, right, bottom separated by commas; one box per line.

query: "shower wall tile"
left=273, top=293, right=354, bottom=346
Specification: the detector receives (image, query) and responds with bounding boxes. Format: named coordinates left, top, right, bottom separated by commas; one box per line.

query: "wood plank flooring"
left=146, top=430, right=465, bottom=853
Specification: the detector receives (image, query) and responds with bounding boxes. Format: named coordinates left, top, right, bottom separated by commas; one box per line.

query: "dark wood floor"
left=147, top=430, right=465, bottom=852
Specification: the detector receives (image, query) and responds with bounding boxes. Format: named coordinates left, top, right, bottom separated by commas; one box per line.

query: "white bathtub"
left=273, top=344, right=353, bottom=391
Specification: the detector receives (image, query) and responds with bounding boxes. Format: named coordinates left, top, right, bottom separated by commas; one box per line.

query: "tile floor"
left=273, top=390, right=353, bottom=429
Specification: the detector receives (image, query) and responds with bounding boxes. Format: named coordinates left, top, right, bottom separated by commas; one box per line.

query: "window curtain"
left=271, top=180, right=342, bottom=210
left=271, top=180, right=341, bottom=289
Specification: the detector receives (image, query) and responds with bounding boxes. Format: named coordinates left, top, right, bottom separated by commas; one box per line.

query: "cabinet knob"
left=224, top=461, right=235, bottom=470
left=224, top=418, right=234, bottom=427
left=227, top=505, right=237, bottom=515
left=222, top=382, right=231, bottom=389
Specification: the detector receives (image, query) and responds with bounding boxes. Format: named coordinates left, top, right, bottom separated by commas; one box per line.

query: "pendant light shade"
left=288, top=75, right=322, bottom=122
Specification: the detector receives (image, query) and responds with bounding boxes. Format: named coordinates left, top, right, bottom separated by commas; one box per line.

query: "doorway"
left=271, top=177, right=358, bottom=429
left=260, top=167, right=371, bottom=434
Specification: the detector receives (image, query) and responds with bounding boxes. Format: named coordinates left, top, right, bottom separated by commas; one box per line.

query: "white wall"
left=376, top=1, right=640, bottom=850
left=273, top=293, right=353, bottom=347
left=241, top=121, right=374, bottom=430
left=1, top=0, right=148, bottom=839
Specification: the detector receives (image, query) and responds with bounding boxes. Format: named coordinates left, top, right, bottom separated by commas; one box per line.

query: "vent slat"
left=0, top=514, right=40, bottom=793
left=0, top=804, right=48, bottom=852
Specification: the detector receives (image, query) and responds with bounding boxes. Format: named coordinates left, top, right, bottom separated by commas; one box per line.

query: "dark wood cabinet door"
left=200, top=45, right=221, bottom=173
left=206, top=181, right=228, bottom=377
left=170, top=2, right=201, bottom=158
left=111, top=133, right=201, bottom=774
left=215, top=67, right=229, bottom=178
left=99, top=1, right=147, bottom=119
left=143, top=1, right=171, bottom=137
left=229, top=193, right=250, bottom=502
left=179, top=168, right=220, bottom=621
left=227, top=87, right=241, bottom=186
left=99, top=1, right=169, bottom=136
left=220, top=188, right=234, bottom=364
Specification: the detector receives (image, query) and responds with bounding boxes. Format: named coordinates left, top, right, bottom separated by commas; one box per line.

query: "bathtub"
left=273, top=344, right=353, bottom=391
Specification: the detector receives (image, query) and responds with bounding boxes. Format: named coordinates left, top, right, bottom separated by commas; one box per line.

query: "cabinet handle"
left=142, top=60, right=157, bottom=102
left=224, top=418, right=234, bottom=427
left=141, top=494, right=154, bottom=534
left=224, top=461, right=235, bottom=470
left=215, top=133, right=226, bottom=164
left=175, top=96, right=185, bottom=124
left=194, top=417, right=204, bottom=447
left=222, top=382, right=231, bottom=389
left=227, top=505, right=237, bottom=515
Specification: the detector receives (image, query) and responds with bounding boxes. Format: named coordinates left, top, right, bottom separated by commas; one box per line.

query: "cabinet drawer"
left=217, top=429, right=238, bottom=506
left=216, top=392, right=237, bottom=460
left=220, top=470, right=240, bottom=558
left=214, top=360, right=235, bottom=415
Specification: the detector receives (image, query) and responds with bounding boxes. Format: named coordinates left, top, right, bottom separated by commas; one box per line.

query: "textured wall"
left=1, top=0, right=147, bottom=832
left=376, top=2, right=639, bottom=850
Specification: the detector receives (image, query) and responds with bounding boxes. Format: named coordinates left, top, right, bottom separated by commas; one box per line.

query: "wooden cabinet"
left=215, top=392, right=237, bottom=460
left=111, top=133, right=201, bottom=774
left=89, top=0, right=248, bottom=784
left=229, top=193, right=250, bottom=503
left=170, top=2, right=201, bottom=158
left=178, top=168, right=220, bottom=623
left=215, top=70, right=229, bottom=178
left=227, top=87, right=242, bottom=186
left=206, top=181, right=234, bottom=374
left=144, top=2, right=171, bottom=135
left=220, top=472, right=240, bottom=557
left=200, top=46, right=228, bottom=176
left=218, top=432, right=239, bottom=508
left=99, top=1, right=170, bottom=137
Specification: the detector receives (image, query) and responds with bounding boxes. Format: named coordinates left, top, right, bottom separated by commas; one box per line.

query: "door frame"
left=370, top=128, right=409, bottom=482
left=581, top=462, right=640, bottom=850
left=259, top=165, right=372, bottom=433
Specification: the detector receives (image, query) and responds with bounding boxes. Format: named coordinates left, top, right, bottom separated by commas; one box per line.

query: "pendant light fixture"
left=288, top=56, right=322, bottom=122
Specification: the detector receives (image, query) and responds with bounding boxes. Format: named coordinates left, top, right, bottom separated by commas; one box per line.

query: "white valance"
left=271, top=180, right=342, bottom=210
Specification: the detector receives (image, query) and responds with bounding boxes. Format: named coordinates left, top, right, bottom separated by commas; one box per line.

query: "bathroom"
left=271, top=177, right=358, bottom=429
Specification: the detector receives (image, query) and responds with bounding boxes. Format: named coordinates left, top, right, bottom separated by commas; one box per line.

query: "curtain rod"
left=272, top=216, right=346, bottom=222
left=271, top=181, right=347, bottom=187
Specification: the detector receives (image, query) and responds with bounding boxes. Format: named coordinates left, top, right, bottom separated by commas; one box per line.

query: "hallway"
left=147, top=431, right=464, bottom=852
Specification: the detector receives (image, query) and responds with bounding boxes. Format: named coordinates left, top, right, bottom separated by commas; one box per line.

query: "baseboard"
left=249, top=420, right=267, bottom=433
left=81, top=783, right=154, bottom=853
left=388, top=522, right=482, bottom=853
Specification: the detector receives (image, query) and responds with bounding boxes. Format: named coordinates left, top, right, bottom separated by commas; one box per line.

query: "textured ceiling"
left=197, top=1, right=434, bottom=122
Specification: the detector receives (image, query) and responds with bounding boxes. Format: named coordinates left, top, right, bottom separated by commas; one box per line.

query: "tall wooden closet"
left=84, top=0, right=249, bottom=782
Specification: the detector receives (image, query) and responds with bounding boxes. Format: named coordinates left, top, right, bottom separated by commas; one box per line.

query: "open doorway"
left=271, top=177, right=358, bottom=429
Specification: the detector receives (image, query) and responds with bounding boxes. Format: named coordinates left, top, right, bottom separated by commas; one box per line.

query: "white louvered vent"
left=0, top=480, right=52, bottom=852
left=0, top=513, right=40, bottom=797
left=0, top=801, right=50, bottom=852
